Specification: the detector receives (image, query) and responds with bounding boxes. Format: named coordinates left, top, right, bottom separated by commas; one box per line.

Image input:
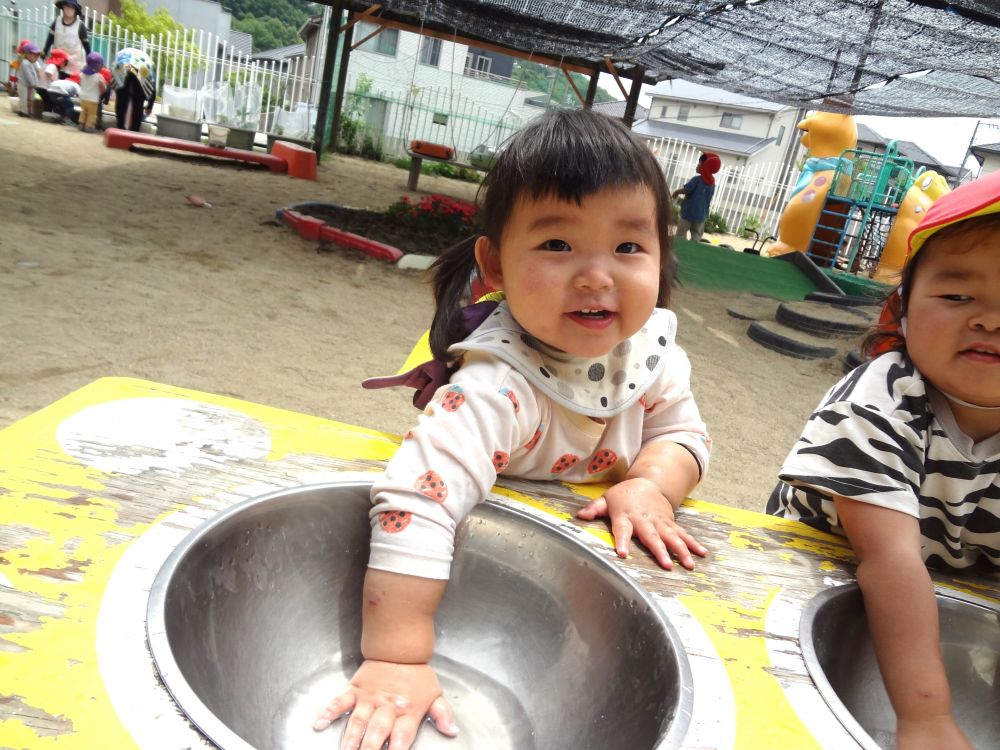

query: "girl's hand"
left=314, top=659, right=458, bottom=750
left=576, top=477, right=707, bottom=570
left=896, top=714, right=973, bottom=750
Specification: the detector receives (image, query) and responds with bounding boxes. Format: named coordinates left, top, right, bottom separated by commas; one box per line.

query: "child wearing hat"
left=768, top=171, right=1000, bottom=749
left=43, top=0, right=89, bottom=75
left=78, top=51, right=106, bottom=132
left=671, top=152, right=722, bottom=242
left=14, top=42, right=42, bottom=116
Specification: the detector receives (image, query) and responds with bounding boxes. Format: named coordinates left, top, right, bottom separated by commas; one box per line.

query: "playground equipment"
left=802, top=140, right=918, bottom=273
left=765, top=110, right=949, bottom=280
left=873, top=169, right=950, bottom=282
left=763, top=113, right=857, bottom=258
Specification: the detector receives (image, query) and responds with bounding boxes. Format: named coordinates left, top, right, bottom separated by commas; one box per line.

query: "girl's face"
left=475, top=185, right=661, bottom=358
left=62, top=5, right=77, bottom=21
left=906, top=225, right=1000, bottom=421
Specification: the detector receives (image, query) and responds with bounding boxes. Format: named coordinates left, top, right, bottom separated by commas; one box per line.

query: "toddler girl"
left=77, top=51, right=106, bottom=132
left=314, top=108, right=711, bottom=750
left=768, top=170, right=1000, bottom=750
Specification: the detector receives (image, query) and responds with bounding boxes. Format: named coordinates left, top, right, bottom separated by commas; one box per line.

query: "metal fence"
left=342, top=72, right=524, bottom=163
left=649, top=135, right=801, bottom=238
left=1, top=2, right=321, bottom=134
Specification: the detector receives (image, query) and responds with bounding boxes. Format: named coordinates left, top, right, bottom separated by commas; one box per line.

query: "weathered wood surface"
left=0, top=377, right=997, bottom=750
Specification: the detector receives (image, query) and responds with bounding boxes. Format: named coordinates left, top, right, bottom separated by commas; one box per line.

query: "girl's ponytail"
left=428, top=235, right=481, bottom=362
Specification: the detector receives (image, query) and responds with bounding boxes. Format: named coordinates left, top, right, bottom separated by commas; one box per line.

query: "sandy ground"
left=0, top=100, right=854, bottom=511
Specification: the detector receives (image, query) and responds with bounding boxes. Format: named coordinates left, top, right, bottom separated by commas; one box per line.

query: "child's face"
left=906, top=226, right=1000, bottom=410
left=476, top=185, right=661, bottom=357
left=62, top=5, right=77, bottom=21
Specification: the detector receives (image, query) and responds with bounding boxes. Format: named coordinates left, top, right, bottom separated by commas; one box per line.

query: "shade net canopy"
left=341, top=0, right=1000, bottom=116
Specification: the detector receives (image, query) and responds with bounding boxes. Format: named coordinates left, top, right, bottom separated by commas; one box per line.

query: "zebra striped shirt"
left=767, top=351, right=1000, bottom=570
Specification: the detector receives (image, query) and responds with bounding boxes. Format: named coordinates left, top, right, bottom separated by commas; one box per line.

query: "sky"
left=854, top=115, right=1000, bottom=171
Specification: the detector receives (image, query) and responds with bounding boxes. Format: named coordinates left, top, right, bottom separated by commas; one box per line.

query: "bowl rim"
left=798, top=581, right=1000, bottom=750
left=146, top=477, right=695, bottom=750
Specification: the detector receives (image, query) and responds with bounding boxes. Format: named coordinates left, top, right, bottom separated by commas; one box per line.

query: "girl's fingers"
left=359, top=705, right=395, bottom=750
left=675, top=525, right=708, bottom=557
left=610, top=514, right=634, bottom=558
left=427, top=696, right=459, bottom=737
left=638, top=522, right=674, bottom=570
left=388, top=715, right=423, bottom=750
left=657, top=522, right=696, bottom=570
left=576, top=496, right=608, bottom=519
left=340, top=704, right=374, bottom=750
left=315, top=690, right=357, bottom=731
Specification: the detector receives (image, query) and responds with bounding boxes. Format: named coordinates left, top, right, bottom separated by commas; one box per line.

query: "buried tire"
left=747, top=320, right=838, bottom=359
left=776, top=301, right=873, bottom=337
left=805, top=291, right=882, bottom=307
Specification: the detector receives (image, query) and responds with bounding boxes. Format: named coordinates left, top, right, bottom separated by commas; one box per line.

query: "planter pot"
left=225, top=126, right=257, bottom=151
left=267, top=133, right=312, bottom=153
left=156, top=114, right=202, bottom=142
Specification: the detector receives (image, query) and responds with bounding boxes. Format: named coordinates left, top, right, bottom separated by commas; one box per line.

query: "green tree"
left=108, top=0, right=201, bottom=87
left=226, top=0, right=316, bottom=50
left=232, top=16, right=302, bottom=52
left=512, top=61, right=616, bottom=107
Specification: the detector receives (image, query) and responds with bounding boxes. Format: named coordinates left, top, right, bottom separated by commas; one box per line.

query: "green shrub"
left=738, top=213, right=764, bottom=239
left=705, top=211, right=728, bottom=234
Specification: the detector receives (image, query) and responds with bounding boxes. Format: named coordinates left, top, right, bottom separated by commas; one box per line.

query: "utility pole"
left=960, top=119, right=983, bottom=182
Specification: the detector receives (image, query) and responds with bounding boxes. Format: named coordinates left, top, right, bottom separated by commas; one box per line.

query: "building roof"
left=251, top=43, right=306, bottom=62
left=854, top=123, right=944, bottom=169
left=227, top=30, right=253, bottom=56
left=589, top=100, right=649, bottom=121
left=646, top=79, right=785, bottom=112
left=631, top=118, right=775, bottom=157
left=971, top=142, right=1000, bottom=163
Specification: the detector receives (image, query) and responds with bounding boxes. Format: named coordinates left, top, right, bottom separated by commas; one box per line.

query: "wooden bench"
left=406, top=149, right=487, bottom=191
left=104, top=127, right=288, bottom=173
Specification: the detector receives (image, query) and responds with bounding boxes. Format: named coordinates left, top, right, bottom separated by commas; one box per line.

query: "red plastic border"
left=278, top=209, right=404, bottom=264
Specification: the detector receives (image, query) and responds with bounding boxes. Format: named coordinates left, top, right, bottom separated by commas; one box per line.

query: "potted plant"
left=157, top=84, right=202, bottom=142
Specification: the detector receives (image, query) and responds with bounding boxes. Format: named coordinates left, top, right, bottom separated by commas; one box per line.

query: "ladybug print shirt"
left=369, top=315, right=711, bottom=580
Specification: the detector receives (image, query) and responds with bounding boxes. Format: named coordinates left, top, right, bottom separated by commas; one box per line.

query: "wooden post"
left=584, top=69, right=600, bottom=110
left=622, top=65, right=644, bottom=127
left=329, top=8, right=354, bottom=155
left=312, top=0, right=344, bottom=161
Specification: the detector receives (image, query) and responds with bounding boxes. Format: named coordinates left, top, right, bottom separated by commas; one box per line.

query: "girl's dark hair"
left=429, top=108, right=675, bottom=361
left=860, top=212, right=1000, bottom=358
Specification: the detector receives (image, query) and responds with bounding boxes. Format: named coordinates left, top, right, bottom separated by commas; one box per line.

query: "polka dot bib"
left=449, top=302, right=677, bottom=418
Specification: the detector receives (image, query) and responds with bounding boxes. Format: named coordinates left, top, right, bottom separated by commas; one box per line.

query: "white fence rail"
left=343, top=73, right=524, bottom=163
left=649, top=136, right=800, bottom=238
left=1, top=2, right=321, bottom=134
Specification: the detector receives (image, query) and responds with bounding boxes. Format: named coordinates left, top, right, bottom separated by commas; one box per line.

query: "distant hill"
left=228, top=0, right=316, bottom=52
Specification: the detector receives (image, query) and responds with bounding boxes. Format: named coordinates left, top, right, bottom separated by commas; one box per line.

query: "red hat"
left=16, top=38, right=32, bottom=53
left=47, top=48, right=69, bottom=66
left=907, top=169, right=1000, bottom=260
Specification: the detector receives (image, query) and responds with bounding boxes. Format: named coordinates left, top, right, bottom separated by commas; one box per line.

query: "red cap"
left=907, top=169, right=1000, bottom=259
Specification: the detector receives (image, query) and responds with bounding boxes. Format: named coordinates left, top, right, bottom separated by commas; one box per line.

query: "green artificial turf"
left=821, top=268, right=894, bottom=301
left=673, top=240, right=819, bottom=300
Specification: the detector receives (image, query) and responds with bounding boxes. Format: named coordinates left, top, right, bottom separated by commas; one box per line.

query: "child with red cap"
left=768, top=170, right=1000, bottom=750
left=671, top=151, right=722, bottom=242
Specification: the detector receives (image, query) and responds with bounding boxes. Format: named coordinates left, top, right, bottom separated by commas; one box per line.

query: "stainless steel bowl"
left=800, top=583, right=1000, bottom=750
left=147, top=480, right=693, bottom=749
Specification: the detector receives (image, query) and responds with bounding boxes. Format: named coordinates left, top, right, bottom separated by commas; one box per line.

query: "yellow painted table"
left=2, top=378, right=998, bottom=749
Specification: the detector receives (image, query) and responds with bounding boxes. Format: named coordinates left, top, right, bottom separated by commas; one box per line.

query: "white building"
left=971, top=142, right=1000, bottom=176
left=635, top=79, right=803, bottom=166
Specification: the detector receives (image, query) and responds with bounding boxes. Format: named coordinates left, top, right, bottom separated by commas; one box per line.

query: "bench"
left=103, top=128, right=288, bottom=173
left=406, top=149, right=487, bottom=191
